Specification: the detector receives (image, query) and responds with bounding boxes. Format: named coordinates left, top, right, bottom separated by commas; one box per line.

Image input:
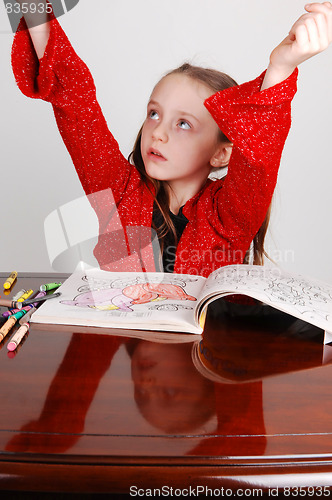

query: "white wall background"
left=1, top=0, right=331, bottom=281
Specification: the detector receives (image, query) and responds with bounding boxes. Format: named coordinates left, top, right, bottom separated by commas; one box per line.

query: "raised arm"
left=12, top=8, right=140, bottom=213
left=203, top=2, right=332, bottom=254
left=261, top=2, right=332, bottom=90
left=204, top=69, right=298, bottom=255
left=16, top=0, right=50, bottom=58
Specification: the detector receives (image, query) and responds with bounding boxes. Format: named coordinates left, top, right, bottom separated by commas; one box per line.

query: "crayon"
left=0, top=307, right=30, bottom=342
left=17, top=289, right=34, bottom=302
left=20, top=292, right=61, bottom=308
left=7, top=323, right=30, bottom=352
left=12, top=309, right=30, bottom=321
left=18, top=307, right=36, bottom=325
left=0, top=316, right=17, bottom=342
left=1, top=293, right=60, bottom=310
left=3, top=272, right=17, bottom=290
left=31, top=291, right=47, bottom=302
left=8, top=291, right=46, bottom=313
left=2, top=304, right=34, bottom=318
left=2, top=309, right=16, bottom=318
left=12, top=289, right=27, bottom=301
left=40, top=282, right=62, bottom=292
left=0, top=299, right=16, bottom=308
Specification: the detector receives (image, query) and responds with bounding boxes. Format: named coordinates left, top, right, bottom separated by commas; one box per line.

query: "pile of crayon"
left=0, top=271, right=62, bottom=353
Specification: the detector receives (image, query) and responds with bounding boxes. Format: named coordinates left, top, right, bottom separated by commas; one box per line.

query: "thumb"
left=305, top=2, right=332, bottom=11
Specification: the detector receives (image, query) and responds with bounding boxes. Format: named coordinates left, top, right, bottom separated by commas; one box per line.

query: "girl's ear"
left=210, top=143, right=233, bottom=168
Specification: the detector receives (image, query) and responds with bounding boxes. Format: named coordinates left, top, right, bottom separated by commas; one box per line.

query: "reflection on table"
left=3, top=298, right=330, bottom=460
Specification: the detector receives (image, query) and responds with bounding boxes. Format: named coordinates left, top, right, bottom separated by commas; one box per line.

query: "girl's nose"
left=152, top=123, right=168, bottom=142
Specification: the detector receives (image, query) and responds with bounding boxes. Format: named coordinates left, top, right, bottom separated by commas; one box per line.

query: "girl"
left=12, top=2, right=332, bottom=277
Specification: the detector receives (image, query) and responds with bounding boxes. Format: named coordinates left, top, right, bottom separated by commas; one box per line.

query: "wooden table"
left=1, top=273, right=332, bottom=495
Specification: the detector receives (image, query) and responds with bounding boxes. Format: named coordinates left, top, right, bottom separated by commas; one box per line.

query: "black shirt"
left=152, top=204, right=189, bottom=273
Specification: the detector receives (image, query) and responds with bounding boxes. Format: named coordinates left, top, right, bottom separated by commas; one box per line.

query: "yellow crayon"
left=0, top=316, right=17, bottom=342
left=17, top=289, right=34, bottom=303
left=3, top=271, right=17, bottom=290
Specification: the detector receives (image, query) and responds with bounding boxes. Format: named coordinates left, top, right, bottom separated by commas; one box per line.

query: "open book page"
left=31, top=269, right=207, bottom=333
left=197, top=265, right=332, bottom=332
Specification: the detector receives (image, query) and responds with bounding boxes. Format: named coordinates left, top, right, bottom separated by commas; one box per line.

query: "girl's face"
left=131, top=341, right=215, bottom=432
left=141, top=74, right=223, bottom=192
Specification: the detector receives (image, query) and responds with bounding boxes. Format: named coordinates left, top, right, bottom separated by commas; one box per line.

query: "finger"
left=305, top=2, right=332, bottom=12
left=289, top=14, right=312, bottom=41
left=290, top=22, right=311, bottom=48
left=305, top=0, right=332, bottom=27
left=303, top=11, right=330, bottom=48
left=291, top=12, right=328, bottom=49
left=311, top=10, right=330, bottom=46
left=305, top=2, right=332, bottom=29
left=305, top=16, right=323, bottom=48
left=322, top=2, right=332, bottom=42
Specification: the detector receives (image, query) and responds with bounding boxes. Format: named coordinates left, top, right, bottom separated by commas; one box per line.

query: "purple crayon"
left=2, top=304, right=35, bottom=318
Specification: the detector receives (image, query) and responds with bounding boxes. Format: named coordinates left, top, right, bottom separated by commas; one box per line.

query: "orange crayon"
left=0, top=316, right=17, bottom=342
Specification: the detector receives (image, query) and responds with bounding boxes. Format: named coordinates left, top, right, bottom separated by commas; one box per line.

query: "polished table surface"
left=1, top=273, right=332, bottom=494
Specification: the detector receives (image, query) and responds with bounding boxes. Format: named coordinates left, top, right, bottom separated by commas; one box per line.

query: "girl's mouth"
left=148, top=148, right=166, bottom=161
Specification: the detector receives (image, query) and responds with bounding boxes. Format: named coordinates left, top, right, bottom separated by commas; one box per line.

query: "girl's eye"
left=149, top=110, right=159, bottom=120
left=178, top=120, right=191, bottom=130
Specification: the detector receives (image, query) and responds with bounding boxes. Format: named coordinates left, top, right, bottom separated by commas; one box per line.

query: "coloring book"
left=31, top=265, right=332, bottom=339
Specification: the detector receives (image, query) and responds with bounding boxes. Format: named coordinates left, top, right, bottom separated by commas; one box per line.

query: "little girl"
left=12, top=2, right=332, bottom=277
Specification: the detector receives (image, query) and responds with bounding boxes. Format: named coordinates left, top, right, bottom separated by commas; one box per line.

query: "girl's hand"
left=262, top=2, right=332, bottom=90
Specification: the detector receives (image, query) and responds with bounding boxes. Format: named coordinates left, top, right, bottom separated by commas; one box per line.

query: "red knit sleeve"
left=204, top=69, right=298, bottom=246
left=11, top=17, right=140, bottom=203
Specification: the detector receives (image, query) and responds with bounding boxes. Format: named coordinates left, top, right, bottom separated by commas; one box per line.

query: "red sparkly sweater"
left=12, top=18, right=298, bottom=278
